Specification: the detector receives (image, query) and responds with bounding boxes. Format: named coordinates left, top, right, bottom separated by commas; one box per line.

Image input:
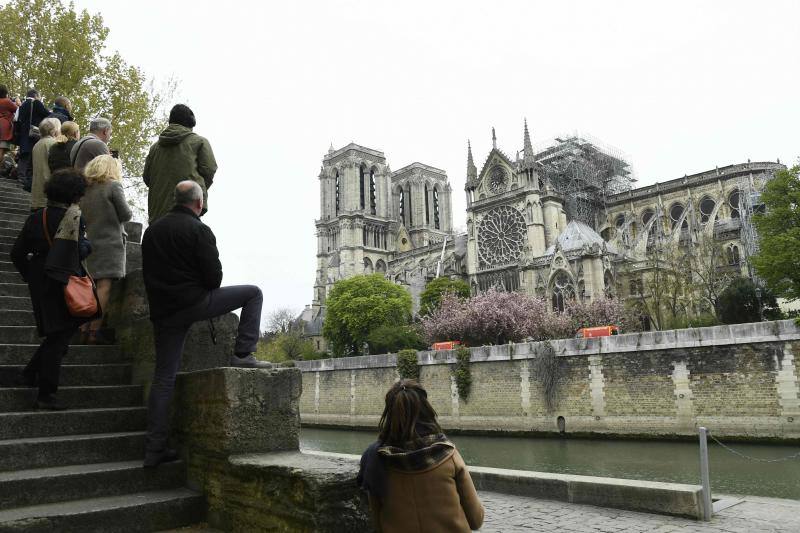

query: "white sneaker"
left=229, top=354, right=273, bottom=369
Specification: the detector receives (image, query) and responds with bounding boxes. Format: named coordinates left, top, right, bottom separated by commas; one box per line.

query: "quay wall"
left=296, top=320, right=800, bottom=441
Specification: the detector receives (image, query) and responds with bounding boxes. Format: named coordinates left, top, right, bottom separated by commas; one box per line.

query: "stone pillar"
left=777, top=343, right=800, bottom=419
left=671, top=361, right=694, bottom=429
left=542, top=200, right=561, bottom=248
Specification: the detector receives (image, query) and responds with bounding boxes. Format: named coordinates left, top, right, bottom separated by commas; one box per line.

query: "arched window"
left=363, top=257, right=374, bottom=274
left=642, top=209, right=657, bottom=241
left=406, top=185, right=413, bottom=227
left=335, top=170, right=340, bottom=214
left=398, top=188, right=405, bottom=225
left=600, top=228, right=613, bottom=242
left=699, top=197, right=716, bottom=224
left=359, top=165, right=366, bottom=210
left=375, top=259, right=387, bottom=273
left=433, top=187, right=440, bottom=229
left=369, top=168, right=377, bottom=215
left=669, top=203, right=685, bottom=230
left=727, top=244, right=740, bottom=265
left=424, top=184, right=430, bottom=225
left=615, top=214, right=626, bottom=228
left=729, top=190, right=740, bottom=218
left=551, top=271, right=574, bottom=312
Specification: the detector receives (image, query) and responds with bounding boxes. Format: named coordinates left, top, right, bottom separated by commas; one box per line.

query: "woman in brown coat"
left=358, top=379, right=484, bottom=532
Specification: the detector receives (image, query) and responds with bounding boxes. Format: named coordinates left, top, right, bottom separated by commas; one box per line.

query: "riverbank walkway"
left=480, top=491, right=800, bottom=532
left=166, top=491, right=800, bottom=532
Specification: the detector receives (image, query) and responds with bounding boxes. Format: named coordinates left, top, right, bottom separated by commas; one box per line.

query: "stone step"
left=0, top=229, right=18, bottom=240
left=0, top=237, right=16, bottom=247
left=0, top=220, right=23, bottom=231
left=0, top=242, right=13, bottom=255
left=0, top=284, right=25, bottom=298
left=0, top=461, right=185, bottom=512
left=0, top=488, right=205, bottom=532
left=0, top=406, right=146, bottom=440
left=0, top=385, right=142, bottom=412
left=0, top=296, right=31, bottom=311
left=0, top=193, right=29, bottom=204
left=0, top=212, right=27, bottom=223
left=0, top=204, right=29, bottom=216
left=0, top=273, right=21, bottom=287
left=0, top=363, right=131, bottom=387
left=0, top=432, right=145, bottom=472
left=0, top=344, right=124, bottom=365
left=0, top=310, right=34, bottom=326
left=0, top=326, right=117, bottom=345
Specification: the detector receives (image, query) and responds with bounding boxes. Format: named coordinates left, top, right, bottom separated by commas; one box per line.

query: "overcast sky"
left=73, top=0, right=800, bottom=323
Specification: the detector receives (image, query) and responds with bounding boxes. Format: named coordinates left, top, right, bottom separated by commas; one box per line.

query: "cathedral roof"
left=545, top=220, right=618, bottom=256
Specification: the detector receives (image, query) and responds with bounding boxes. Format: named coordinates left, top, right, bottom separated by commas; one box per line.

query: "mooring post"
left=699, top=426, right=713, bottom=521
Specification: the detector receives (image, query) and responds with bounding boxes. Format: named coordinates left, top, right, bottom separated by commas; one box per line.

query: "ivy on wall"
left=396, top=349, right=420, bottom=381
left=453, top=347, right=472, bottom=401
left=534, top=341, right=559, bottom=411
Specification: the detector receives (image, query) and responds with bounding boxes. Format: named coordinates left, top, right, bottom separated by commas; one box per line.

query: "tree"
left=718, top=277, right=780, bottom=324
left=418, top=277, right=470, bottom=316
left=686, top=237, right=735, bottom=318
left=323, top=274, right=412, bottom=356
left=366, top=324, right=426, bottom=354
left=266, top=307, right=298, bottom=334
left=0, top=0, right=176, bottom=214
left=753, top=165, right=800, bottom=301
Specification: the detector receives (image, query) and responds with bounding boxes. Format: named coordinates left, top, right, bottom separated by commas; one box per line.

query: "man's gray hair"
left=174, top=180, right=203, bottom=206
left=89, top=117, right=112, bottom=133
left=38, top=117, right=61, bottom=138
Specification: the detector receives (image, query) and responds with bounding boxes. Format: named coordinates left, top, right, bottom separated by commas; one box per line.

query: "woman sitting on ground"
left=10, top=168, right=95, bottom=410
left=47, top=120, right=80, bottom=173
left=357, top=379, right=484, bottom=532
left=79, top=154, right=132, bottom=343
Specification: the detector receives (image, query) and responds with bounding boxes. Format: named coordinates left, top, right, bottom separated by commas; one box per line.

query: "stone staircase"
left=0, top=178, right=205, bottom=531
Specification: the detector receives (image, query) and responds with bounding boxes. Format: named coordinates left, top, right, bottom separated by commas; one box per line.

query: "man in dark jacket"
left=141, top=180, right=269, bottom=467
left=15, top=89, right=50, bottom=189
left=47, top=96, right=73, bottom=124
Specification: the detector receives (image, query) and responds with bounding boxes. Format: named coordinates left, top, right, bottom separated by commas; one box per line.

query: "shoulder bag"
left=42, top=208, right=99, bottom=317
left=27, top=100, right=40, bottom=141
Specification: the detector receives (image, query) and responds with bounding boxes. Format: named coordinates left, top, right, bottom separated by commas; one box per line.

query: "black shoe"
left=34, top=394, right=67, bottom=410
left=143, top=448, right=180, bottom=468
left=14, top=373, right=36, bottom=388
left=229, top=353, right=274, bottom=369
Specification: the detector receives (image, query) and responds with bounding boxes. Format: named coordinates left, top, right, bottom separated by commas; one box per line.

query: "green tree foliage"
left=256, top=332, right=320, bottom=363
left=323, top=274, right=412, bottom=356
left=717, top=277, right=780, bottom=324
left=366, top=324, right=426, bottom=355
left=396, top=349, right=420, bottom=381
left=452, top=346, right=472, bottom=401
left=0, top=0, right=175, bottom=181
left=419, top=277, right=470, bottom=316
left=753, top=165, right=800, bottom=301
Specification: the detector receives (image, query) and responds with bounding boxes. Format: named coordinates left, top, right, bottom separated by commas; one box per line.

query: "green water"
left=299, top=427, right=800, bottom=500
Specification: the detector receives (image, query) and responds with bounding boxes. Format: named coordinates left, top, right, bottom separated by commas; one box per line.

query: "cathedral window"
left=433, top=187, right=440, bottom=229
left=370, top=169, right=377, bottom=215
left=477, top=206, right=526, bottom=268
left=359, top=165, right=366, bottom=210
left=669, top=203, right=685, bottom=230
left=615, top=214, right=625, bottom=228
left=551, top=271, right=574, bottom=313
left=727, top=244, right=741, bottom=266
left=335, top=170, right=340, bottom=214
left=699, top=197, right=716, bottom=224
left=399, top=188, right=405, bottom=225
left=728, top=190, right=740, bottom=218
left=407, top=185, right=413, bottom=226
left=425, top=185, right=430, bottom=225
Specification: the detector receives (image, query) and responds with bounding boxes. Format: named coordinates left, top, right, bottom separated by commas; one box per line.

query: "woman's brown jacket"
left=370, top=448, right=484, bottom=532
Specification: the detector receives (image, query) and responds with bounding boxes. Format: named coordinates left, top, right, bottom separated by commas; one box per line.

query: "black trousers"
left=145, top=285, right=263, bottom=453
left=16, top=152, right=32, bottom=189
left=23, top=327, right=76, bottom=397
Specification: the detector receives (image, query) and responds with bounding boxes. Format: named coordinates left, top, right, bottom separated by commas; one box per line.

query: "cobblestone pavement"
left=479, top=492, right=800, bottom=532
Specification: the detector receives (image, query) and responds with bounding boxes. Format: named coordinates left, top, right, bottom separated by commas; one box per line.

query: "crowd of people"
left=2, top=86, right=485, bottom=527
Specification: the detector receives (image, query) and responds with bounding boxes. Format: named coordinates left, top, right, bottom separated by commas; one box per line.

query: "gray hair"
left=174, top=180, right=203, bottom=206
left=89, top=117, right=112, bottom=133
left=38, top=117, right=61, bottom=138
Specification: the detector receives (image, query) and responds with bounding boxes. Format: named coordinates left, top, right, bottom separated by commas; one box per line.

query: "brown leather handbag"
left=42, top=209, right=99, bottom=317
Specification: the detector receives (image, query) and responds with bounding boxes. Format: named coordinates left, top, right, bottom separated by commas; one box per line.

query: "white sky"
left=73, top=0, right=800, bottom=321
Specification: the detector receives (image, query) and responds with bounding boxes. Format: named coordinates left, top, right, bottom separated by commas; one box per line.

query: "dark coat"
left=48, top=140, right=77, bottom=173
left=11, top=208, right=93, bottom=336
left=16, top=99, right=50, bottom=154
left=47, top=105, right=73, bottom=124
left=141, top=205, right=222, bottom=321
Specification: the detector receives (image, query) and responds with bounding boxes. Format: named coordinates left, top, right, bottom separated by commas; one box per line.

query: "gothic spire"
left=492, top=127, right=497, bottom=150
left=467, top=140, right=477, bottom=183
left=522, top=118, right=536, bottom=167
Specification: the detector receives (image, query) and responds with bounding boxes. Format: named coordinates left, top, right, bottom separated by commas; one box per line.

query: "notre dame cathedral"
left=301, top=120, right=783, bottom=349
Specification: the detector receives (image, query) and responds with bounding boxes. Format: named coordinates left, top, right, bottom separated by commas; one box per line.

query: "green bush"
left=452, top=347, right=472, bottom=401
left=396, top=349, right=420, bottom=380
left=256, top=332, right=318, bottom=362
left=367, top=324, right=426, bottom=355
left=419, top=277, right=471, bottom=316
left=718, top=277, right=781, bottom=324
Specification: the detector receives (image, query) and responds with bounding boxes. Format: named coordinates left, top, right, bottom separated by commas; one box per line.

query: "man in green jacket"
left=143, top=104, right=217, bottom=223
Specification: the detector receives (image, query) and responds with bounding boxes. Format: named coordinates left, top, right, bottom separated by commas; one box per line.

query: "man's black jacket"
left=141, top=205, right=222, bottom=321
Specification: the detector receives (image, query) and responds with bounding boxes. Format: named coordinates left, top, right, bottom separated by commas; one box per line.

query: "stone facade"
left=305, top=123, right=785, bottom=338
left=297, top=320, right=800, bottom=441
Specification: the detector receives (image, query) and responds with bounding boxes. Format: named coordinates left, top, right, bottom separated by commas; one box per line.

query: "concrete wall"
left=297, top=320, right=800, bottom=441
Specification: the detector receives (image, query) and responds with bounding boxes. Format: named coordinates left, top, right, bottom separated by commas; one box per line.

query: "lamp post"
left=755, top=287, right=764, bottom=322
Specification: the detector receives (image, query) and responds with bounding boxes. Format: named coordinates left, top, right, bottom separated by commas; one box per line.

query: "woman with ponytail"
left=357, top=379, right=484, bottom=532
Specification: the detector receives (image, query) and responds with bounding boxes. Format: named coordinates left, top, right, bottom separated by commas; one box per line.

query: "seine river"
left=300, top=427, right=800, bottom=500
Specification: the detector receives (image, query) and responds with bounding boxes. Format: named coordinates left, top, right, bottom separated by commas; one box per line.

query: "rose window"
left=477, top=206, right=526, bottom=267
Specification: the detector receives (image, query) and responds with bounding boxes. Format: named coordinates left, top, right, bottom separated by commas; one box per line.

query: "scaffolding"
left=737, top=171, right=763, bottom=285
left=533, top=135, right=635, bottom=228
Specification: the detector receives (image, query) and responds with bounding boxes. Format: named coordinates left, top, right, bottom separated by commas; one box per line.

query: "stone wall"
left=297, top=320, right=800, bottom=441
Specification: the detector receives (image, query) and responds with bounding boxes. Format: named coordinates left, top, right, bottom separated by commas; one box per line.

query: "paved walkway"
left=480, top=492, right=800, bottom=532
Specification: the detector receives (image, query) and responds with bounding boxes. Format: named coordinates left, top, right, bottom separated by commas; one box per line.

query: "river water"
left=300, top=427, right=800, bottom=500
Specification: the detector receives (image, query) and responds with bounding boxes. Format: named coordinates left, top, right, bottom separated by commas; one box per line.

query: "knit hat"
left=168, top=104, right=196, bottom=128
